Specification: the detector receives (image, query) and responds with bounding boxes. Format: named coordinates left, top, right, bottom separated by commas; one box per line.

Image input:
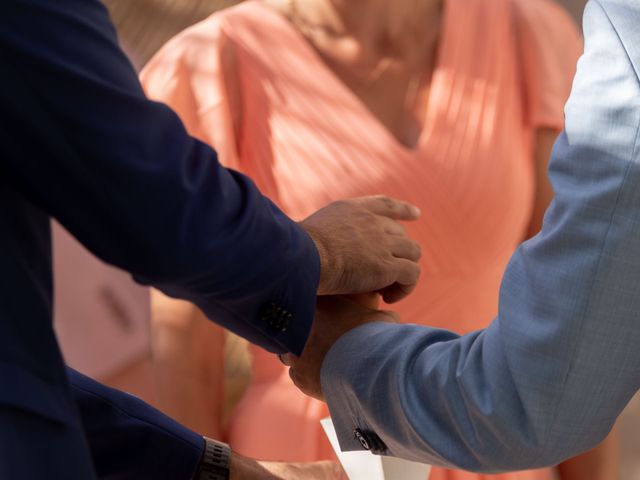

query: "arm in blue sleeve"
left=321, top=0, right=640, bottom=471
left=0, top=0, right=318, bottom=354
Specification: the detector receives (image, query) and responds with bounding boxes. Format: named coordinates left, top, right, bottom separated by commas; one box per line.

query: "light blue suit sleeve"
left=321, top=0, right=640, bottom=472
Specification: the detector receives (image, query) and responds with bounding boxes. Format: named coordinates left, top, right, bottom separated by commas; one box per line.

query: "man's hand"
left=301, top=196, right=421, bottom=303
left=283, top=296, right=398, bottom=401
left=230, top=452, right=345, bottom=479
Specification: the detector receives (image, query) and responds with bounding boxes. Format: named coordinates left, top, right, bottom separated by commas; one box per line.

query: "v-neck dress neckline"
left=251, top=0, right=455, bottom=156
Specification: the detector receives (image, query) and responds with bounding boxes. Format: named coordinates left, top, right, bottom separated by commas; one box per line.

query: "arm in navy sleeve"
left=0, top=0, right=318, bottom=355
left=321, top=0, right=640, bottom=471
left=68, top=368, right=204, bottom=480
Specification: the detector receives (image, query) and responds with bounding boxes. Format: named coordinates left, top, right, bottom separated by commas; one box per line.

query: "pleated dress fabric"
left=141, top=0, right=581, bottom=478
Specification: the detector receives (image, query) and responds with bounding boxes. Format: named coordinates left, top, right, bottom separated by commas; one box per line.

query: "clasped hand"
left=282, top=296, right=398, bottom=401
left=301, top=195, right=422, bottom=303
left=285, top=195, right=419, bottom=400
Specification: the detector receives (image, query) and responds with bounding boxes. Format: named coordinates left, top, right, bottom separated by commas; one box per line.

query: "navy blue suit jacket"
left=0, top=0, right=319, bottom=478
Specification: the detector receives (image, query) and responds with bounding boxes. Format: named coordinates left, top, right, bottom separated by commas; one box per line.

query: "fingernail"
left=411, top=206, right=421, bottom=217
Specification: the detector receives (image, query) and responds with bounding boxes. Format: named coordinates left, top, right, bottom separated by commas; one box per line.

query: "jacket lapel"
left=600, top=0, right=640, bottom=83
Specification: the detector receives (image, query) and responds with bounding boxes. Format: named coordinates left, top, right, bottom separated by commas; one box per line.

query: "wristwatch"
left=194, top=437, right=231, bottom=480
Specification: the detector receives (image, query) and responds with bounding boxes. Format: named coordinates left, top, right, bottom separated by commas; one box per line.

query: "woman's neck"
left=282, top=0, right=443, bottom=64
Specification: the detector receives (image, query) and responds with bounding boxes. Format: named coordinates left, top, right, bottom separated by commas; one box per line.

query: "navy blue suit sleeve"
left=0, top=0, right=319, bottom=354
left=68, top=368, right=204, bottom=480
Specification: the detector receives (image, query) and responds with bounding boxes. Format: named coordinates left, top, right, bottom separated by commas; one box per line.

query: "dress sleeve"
left=141, top=15, right=241, bottom=170
left=512, top=0, right=583, bottom=131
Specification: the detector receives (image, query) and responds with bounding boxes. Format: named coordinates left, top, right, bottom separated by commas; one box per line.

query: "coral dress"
left=141, top=1, right=581, bottom=478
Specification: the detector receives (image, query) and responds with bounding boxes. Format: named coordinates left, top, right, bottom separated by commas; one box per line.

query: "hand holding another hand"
left=302, top=196, right=422, bottom=303
left=282, top=296, right=399, bottom=401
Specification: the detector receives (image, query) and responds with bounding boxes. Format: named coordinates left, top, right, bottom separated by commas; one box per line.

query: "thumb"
left=355, top=195, right=421, bottom=221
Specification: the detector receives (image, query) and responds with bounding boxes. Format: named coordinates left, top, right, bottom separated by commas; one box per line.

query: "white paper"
left=321, top=417, right=431, bottom=480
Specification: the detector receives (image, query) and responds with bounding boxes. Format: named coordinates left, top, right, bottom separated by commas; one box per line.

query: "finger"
left=288, top=366, right=301, bottom=388
left=331, top=463, right=345, bottom=480
left=345, top=292, right=381, bottom=310
left=380, top=217, right=407, bottom=236
left=380, top=310, right=401, bottom=323
left=379, top=259, right=421, bottom=303
left=359, top=307, right=400, bottom=324
left=280, top=353, right=295, bottom=367
left=394, top=258, right=421, bottom=286
left=321, top=461, right=345, bottom=479
left=288, top=367, right=324, bottom=401
left=389, top=237, right=422, bottom=262
left=380, top=282, right=418, bottom=304
left=357, top=195, right=421, bottom=221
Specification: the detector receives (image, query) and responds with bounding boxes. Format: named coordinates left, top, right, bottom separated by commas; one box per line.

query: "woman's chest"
left=241, top=61, right=529, bottom=196
left=234, top=71, right=534, bottom=271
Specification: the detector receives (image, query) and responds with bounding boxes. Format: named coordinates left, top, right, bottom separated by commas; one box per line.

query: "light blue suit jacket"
left=322, top=0, right=640, bottom=472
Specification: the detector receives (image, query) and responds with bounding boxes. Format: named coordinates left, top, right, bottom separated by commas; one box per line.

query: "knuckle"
left=281, top=353, right=294, bottom=367
left=385, top=218, right=404, bottom=233
left=381, top=195, right=395, bottom=209
left=352, top=196, right=373, bottom=208
left=330, top=199, right=350, bottom=211
left=370, top=261, right=391, bottom=287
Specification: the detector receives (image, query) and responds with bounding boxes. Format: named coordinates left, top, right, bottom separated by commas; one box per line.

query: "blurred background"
left=103, top=0, right=239, bottom=68
left=103, top=0, right=590, bottom=68
left=54, top=1, right=640, bottom=478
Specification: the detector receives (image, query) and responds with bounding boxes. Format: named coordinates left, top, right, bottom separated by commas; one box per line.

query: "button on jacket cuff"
left=256, top=226, right=320, bottom=356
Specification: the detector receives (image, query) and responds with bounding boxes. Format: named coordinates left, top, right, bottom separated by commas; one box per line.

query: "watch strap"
left=195, top=437, right=231, bottom=480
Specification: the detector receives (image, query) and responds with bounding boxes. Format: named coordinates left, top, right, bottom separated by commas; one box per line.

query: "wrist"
left=229, top=453, right=241, bottom=480
left=228, top=452, right=268, bottom=480
left=300, top=223, right=333, bottom=295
